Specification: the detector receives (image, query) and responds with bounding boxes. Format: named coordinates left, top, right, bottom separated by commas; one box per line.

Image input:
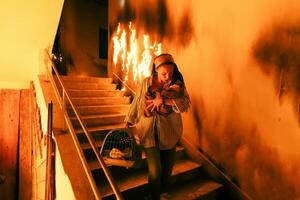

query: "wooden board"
left=0, top=89, right=20, bottom=200
left=18, top=89, right=32, bottom=200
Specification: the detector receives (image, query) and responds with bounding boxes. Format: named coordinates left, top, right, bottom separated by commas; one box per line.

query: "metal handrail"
left=112, top=72, right=136, bottom=96
left=45, top=50, right=123, bottom=200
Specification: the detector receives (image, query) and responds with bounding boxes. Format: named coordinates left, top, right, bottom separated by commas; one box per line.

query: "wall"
left=171, top=1, right=300, bottom=199
left=0, top=1, right=83, bottom=200
left=59, top=0, right=108, bottom=77
left=108, top=0, right=300, bottom=199
left=0, top=0, right=64, bottom=89
left=0, top=90, right=20, bottom=199
left=0, top=0, right=60, bottom=132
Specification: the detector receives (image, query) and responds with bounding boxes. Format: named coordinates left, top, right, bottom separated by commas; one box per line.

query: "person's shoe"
left=160, top=193, right=171, bottom=200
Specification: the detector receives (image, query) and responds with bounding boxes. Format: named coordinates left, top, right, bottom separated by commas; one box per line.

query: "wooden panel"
left=0, top=90, right=20, bottom=200
left=30, top=82, right=43, bottom=159
left=19, top=89, right=32, bottom=200
left=29, top=81, right=45, bottom=199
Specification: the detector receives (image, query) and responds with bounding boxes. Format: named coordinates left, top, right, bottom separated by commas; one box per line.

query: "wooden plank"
left=30, top=82, right=43, bottom=159
left=30, top=81, right=38, bottom=199
left=0, top=89, right=20, bottom=200
left=19, top=89, right=32, bottom=200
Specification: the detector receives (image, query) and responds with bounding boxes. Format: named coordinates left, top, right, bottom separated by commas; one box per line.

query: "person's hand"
left=146, top=92, right=163, bottom=112
left=125, top=122, right=133, bottom=129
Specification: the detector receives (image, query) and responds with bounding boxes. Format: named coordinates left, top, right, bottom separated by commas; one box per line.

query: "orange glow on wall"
left=109, top=0, right=300, bottom=199
left=0, top=0, right=64, bottom=89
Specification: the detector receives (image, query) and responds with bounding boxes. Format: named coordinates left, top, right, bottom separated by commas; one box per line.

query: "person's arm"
left=146, top=91, right=163, bottom=112
left=164, top=86, right=190, bottom=113
left=163, top=98, right=174, bottom=106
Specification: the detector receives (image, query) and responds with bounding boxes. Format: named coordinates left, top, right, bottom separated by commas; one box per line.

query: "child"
left=144, top=79, right=184, bottom=116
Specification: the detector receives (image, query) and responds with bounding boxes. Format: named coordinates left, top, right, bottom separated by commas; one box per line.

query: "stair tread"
left=70, top=113, right=126, bottom=120
left=67, top=105, right=130, bottom=113
left=60, top=75, right=111, bottom=79
left=87, top=146, right=185, bottom=169
left=74, top=104, right=130, bottom=108
left=60, top=75, right=112, bottom=82
left=71, top=96, right=129, bottom=99
left=169, top=179, right=223, bottom=200
left=68, top=105, right=130, bottom=116
left=98, top=159, right=202, bottom=197
left=65, top=84, right=116, bottom=88
left=80, top=140, right=104, bottom=150
left=75, top=123, right=126, bottom=134
left=69, top=90, right=124, bottom=96
left=68, top=89, right=122, bottom=92
left=71, top=96, right=130, bottom=106
left=62, top=82, right=117, bottom=90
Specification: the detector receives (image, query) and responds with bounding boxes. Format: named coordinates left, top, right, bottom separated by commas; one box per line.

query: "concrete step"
left=63, top=82, right=117, bottom=90
left=71, top=97, right=130, bottom=106
left=68, top=105, right=130, bottom=116
left=98, top=159, right=203, bottom=199
left=68, top=89, right=125, bottom=97
left=71, top=113, right=126, bottom=127
left=87, top=146, right=185, bottom=171
left=75, top=123, right=126, bottom=135
left=79, top=128, right=136, bottom=151
left=77, top=130, right=108, bottom=149
left=80, top=139, right=104, bottom=151
left=59, top=75, right=113, bottom=84
left=169, top=179, right=223, bottom=200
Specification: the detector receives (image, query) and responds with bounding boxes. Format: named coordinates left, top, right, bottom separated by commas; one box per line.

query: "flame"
left=112, top=22, right=162, bottom=86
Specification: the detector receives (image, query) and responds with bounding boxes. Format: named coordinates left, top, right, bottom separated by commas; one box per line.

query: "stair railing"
left=112, top=72, right=136, bottom=96
left=44, top=50, right=123, bottom=200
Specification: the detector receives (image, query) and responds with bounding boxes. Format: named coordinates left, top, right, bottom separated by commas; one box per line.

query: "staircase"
left=59, top=75, right=224, bottom=200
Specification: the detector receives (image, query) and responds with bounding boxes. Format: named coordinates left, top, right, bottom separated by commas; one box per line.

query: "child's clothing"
left=144, top=80, right=184, bottom=116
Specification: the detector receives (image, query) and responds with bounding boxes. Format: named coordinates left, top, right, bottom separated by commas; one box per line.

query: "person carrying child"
left=125, top=53, right=190, bottom=200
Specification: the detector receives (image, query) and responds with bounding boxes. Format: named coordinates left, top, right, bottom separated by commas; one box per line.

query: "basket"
left=100, top=129, right=141, bottom=168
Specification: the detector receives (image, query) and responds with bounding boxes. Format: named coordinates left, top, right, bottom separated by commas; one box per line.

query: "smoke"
left=110, top=0, right=194, bottom=47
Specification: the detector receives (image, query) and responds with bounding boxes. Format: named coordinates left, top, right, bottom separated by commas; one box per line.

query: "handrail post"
left=45, top=57, right=52, bottom=82
left=62, top=90, right=67, bottom=132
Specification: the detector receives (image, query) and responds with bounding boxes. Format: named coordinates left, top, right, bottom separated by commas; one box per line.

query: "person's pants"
left=144, top=146, right=176, bottom=200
